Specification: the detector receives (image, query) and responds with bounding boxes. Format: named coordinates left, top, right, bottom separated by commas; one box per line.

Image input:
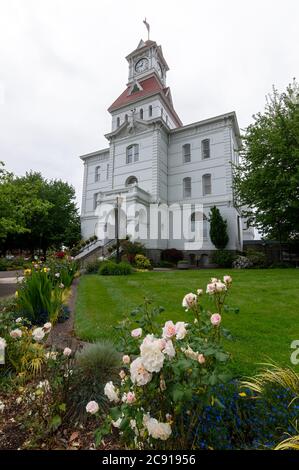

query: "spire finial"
left=143, top=18, right=150, bottom=41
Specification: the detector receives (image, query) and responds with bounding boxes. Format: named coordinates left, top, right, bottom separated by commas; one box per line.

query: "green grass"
left=74, top=269, right=299, bottom=377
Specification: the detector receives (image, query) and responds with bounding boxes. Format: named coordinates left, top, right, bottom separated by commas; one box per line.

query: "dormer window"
left=126, top=144, right=139, bottom=164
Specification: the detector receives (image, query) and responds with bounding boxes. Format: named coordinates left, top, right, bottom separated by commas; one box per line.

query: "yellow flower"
left=43, top=267, right=50, bottom=273
left=24, top=269, right=31, bottom=275
left=239, top=392, right=247, bottom=397
left=15, top=291, right=19, bottom=298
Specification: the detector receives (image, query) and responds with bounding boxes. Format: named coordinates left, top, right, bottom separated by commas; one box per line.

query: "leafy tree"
left=0, top=163, right=50, bottom=242
left=234, top=79, right=299, bottom=256
left=0, top=167, right=81, bottom=254
left=209, top=206, right=229, bottom=250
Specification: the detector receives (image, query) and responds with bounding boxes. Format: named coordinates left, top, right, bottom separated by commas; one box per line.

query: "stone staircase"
left=75, top=239, right=117, bottom=266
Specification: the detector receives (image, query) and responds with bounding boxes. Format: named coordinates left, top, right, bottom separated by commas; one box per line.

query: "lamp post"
left=115, top=195, right=121, bottom=263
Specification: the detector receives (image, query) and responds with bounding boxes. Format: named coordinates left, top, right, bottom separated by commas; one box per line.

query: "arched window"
left=202, top=139, right=210, bottom=159
left=149, top=105, right=153, bottom=117
left=140, top=108, right=143, bottom=119
left=191, top=212, right=208, bottom=239
left=183, top=177, right=192, bottom=198
left=125, top=176, right=138, bottom=187
left=116, top=117, right=120, bottom=127
left=126, top=144, right=139, bottom=164
left=202, top=174, right=212, bottom=195
left=95, top=165, right=101, bottom=182
left=182, top=143, right=191, bottom=163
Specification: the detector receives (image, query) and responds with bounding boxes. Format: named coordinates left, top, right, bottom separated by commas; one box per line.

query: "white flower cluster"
left=143, top=414, right=172, bottom=440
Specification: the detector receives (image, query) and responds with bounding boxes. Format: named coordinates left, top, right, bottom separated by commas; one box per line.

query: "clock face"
left=135, top=58, right=149, bottom=73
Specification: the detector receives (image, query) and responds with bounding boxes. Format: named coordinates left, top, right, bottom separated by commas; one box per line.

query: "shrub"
left=120, top=240, right=146, bottom=264
left=161, top=248, right=184, bottom=264
left=16, top=270, right=63, bottom=325
left=211, top=250, right=236, bottom=268
left=66, top=341, right=120, bottom=423
left=91, top=275, right=237, bottom=449
left=85, top=260, right=102, bottom=274
left=245, top=250, right=268, bottom=268
left=99, top=261, right=132, bottom=276
left=209, top=206, right=229, bottom=249
left=134, top=254, right=151, bottom=270
left=232, top=255, right=253, bottom=269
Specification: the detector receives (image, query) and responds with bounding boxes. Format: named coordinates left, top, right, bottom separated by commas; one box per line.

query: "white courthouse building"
left=80, top=37, right=253, bottom=263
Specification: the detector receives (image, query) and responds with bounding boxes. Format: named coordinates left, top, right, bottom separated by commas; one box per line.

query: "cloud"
left=0, top=0, right=298, bottom=209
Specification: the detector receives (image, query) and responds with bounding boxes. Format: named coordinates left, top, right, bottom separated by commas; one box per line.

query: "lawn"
left=74, top=269, right=299, bottom=377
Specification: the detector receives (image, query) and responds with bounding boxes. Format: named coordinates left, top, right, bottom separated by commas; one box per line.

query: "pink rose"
left=162, top=321, right=176, bottom=339
left=182, top=293, right=197, bottom=310
left=63, top=347, right=72, bottom=357
left=223, top=275, right=232, bottom=285
left=131, top=328, right=142, bottom=338
left=210, top=313, right=222, bottom=326
left=86, top=400, right=99, bottom=414
left=198, top=353, right=206, bottom=364
left=126, top=392, right=136, bottom=404
left=119, top=370, right=126, bottom=380
left=122, top=355, right=130, bottom=364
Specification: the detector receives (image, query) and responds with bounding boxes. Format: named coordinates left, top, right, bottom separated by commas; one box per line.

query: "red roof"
left=108, top=76, right=182, bottom=126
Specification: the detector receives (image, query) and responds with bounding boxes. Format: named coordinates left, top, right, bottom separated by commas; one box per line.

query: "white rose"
left=122, top=355, right=130, bottom=364
left=182, top=293, right=197, bottom=310
left=223, top=275, right=232, bottom=285
left=162, top=340, right=176, bottom=359
left=112, top=417, right=122, bottom=428
left=0, top=337, right=7, bottom=348
left=32, top=327, right=45, bottom=342
left=144, top=415, right=172, bottom=440
left=140, top=334, right=165, bottom=373
left=104, top=381, right=119, bottom=403
left=43, top=322, right=52, bottom=332
left=131, top=328, right=142, bottom=338
left=63, top=347, right=72, bottom=357
left=175, top=322, right=188, bottom=340
left=10, top=329, right=22, bottom=339
left=130, top=357, right=152, bottom=386
left=86, top=400, right=99, bottom=414
left=15, top=317, right=23, bottom=324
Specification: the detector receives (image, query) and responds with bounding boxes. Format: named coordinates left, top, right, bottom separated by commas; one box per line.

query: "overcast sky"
left=0, top=0, right=298, bottom=210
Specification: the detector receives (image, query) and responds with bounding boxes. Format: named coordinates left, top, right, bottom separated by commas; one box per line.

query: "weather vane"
left=143, top=18, right=150, bottom=41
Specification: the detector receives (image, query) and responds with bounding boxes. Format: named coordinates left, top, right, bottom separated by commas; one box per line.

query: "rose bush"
left=88, top=275, right=238, bottom=449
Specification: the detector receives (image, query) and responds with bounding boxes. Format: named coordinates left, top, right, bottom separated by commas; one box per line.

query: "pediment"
left=105, top=119, right=152, bottom=140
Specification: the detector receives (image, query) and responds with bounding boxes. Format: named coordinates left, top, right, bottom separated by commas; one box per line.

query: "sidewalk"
left=0, top=271, right=23, bottom=298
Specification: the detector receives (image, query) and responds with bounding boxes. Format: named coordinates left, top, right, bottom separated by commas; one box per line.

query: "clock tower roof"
left=108, top=75, right=182, bottom=127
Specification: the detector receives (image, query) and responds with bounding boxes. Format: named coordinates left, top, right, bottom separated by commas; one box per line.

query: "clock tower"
left=126, top=39, right=169, bottom=87
left=108, top=38, right=182, bottom=130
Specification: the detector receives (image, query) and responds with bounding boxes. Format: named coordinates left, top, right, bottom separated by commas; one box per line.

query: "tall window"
left=182, top=143, right=191, bottom=163
left=93, top=193, right=98, bottom=210
left=183, top=177, right=192, bottom=198
left=106, top=164, right=109, bottom=180
left=140, top=108, right=143, bottom=119
left=126, top=144, right=139, bottom=164
left=191, top=212, right=208, bottom=238
left=95, top=165, right=100, bottom=182
left=202, top=139, right=210, bottom=159
left=202, top=174, right=212, bottom=195
left=116, top=117, right=120, bottom=127
left=149, top=105, right=153, bottom=117
left=125, top=114, right=128, bottom=122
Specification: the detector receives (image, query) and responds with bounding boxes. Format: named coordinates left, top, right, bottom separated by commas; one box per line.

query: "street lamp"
left=115, top=195, right=123, bottom=263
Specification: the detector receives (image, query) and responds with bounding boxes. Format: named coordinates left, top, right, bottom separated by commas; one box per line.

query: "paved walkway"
left=0, top=271, right=23, bottom=298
